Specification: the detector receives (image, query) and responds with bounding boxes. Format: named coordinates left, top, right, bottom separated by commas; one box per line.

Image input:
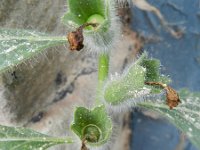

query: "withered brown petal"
left=165, top=86, right=181, bottom=109
left=145, top=82, right=181, bottom=109
left=67, top=30, right=84, bottom=51
left=67, top=23, right=98, bottom=51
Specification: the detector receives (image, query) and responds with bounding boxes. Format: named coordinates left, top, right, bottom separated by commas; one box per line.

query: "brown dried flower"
left=145, top=82, right=181, bottom=109
left=67, top=29, right=84, bottom=51
left=67, top=23, right=98, bottom=51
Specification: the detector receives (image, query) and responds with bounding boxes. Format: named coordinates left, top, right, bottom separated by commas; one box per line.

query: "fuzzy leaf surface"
left=104, top=64, right=146, bottom=105
left=0, top=28, right=66, bottom=72
left=139, top=89, right=200, bottom=149
left=104, top=52, right=170, bottom=105
left=0, top=125, right=73, bottom=150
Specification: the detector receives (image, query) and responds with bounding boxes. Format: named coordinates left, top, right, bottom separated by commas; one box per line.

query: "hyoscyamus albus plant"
left=0, top=0, right=200, bottom=150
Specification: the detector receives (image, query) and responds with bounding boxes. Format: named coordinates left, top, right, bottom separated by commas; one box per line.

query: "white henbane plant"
left=0, top=0, right=200, bottom=149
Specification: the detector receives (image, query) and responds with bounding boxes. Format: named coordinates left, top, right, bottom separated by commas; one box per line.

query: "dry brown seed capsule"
left=165, top=85, right=181, bottom=109
left=145, top=82, right=181, bottom=109
left=67, top=23, right=98, bottom=51
left=67, top=30, right=84, bottom=51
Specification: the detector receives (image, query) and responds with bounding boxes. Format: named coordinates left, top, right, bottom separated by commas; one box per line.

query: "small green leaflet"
left=139, top=89, right=200, bottom=149
left=0, top=28, right=66, bottom=72
left=0, top=125, right=73, bottom=150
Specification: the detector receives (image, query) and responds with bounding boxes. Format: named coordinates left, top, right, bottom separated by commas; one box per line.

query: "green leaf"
left=0, top=125, right=73, bottom=150
left=62, top=0, right=106, bottom=26
left=138, top=52, right=170, bottom=94
left=0, top=28, right=66, bottom=72
left=139, top=52, right=171, bottom=84
left=104, top=64, right=146, bottom=105
left=140, top=59, right=160, bottom=82
left=71, top=105, right=112, bottom=146
left=139, top=89, right=200, bottom=149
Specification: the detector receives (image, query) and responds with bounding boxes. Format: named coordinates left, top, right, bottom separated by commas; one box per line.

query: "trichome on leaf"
left=145, top=81, right=181, bottom=109
left=67, top=23, right=98, bottom=51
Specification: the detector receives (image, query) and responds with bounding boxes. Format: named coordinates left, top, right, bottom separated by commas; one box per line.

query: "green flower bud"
left=71, top=105, right=112, bottom=146
left=62, top=0, right=121, bottom=53
left=103, top=52, right=171, bottom=107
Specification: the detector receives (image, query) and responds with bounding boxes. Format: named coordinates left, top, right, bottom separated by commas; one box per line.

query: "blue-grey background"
left=131, top=0, right=200, bottom=149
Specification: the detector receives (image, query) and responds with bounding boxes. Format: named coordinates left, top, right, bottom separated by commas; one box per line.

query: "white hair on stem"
left=104, top=88, right=165, bottom=114
left=101, top=57, right=166, bottom=114
left=83, top=0, right=122, bottom=54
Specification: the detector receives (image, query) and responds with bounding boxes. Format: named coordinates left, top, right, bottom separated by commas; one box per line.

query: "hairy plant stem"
left=95, top=53, right=109, bottom=105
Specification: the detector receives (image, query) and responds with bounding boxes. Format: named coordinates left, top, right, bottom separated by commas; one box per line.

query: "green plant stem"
left=95, top=53, right=109, bottom=105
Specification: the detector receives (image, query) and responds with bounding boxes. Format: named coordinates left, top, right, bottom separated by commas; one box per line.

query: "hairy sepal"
left=103, top=52, right=169, bottom=112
